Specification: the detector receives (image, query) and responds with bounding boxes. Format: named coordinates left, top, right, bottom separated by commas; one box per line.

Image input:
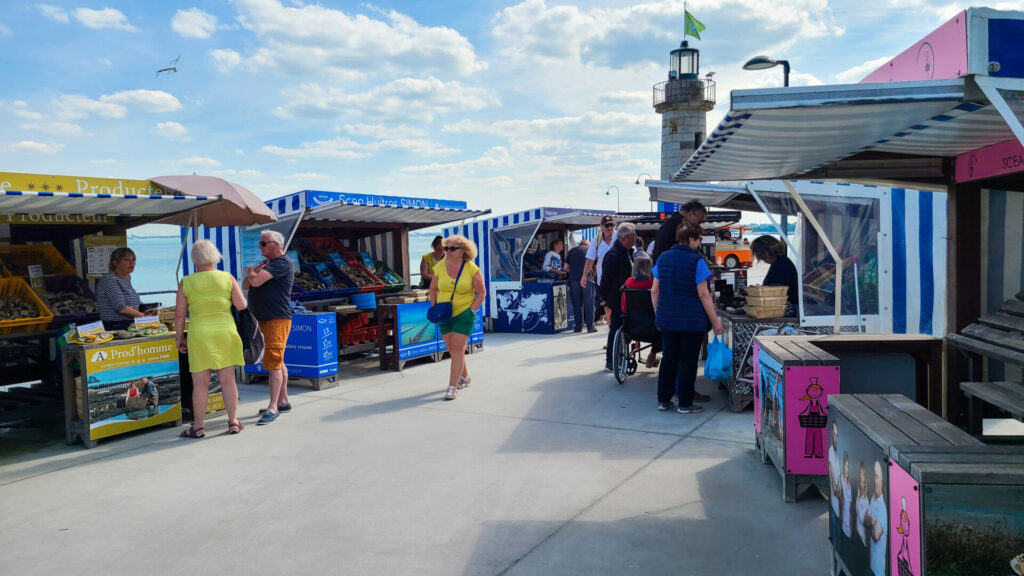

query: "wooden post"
left=945, top=180, right=982, bottom=423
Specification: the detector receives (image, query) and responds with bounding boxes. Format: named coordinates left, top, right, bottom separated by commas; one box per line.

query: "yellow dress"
left=433, top=259, right=480, bottom=316
left=182, top=270, right=244, bottom=371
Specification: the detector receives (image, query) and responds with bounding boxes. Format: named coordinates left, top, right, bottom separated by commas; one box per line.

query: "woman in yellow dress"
left=419, top=235, right=445, bottom=288
left=174, top=240, right=248, bottom=438
left=429, top=235, right=486, bottom=400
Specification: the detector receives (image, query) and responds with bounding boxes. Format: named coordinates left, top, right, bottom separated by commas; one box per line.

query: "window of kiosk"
left=490, top=222, right=541, bottom=282
left=798, top=195, right=881, bottom=318
left=528, top=230, right=563, bottom=278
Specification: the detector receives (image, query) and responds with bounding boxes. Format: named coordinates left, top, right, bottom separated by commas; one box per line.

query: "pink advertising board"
left=889, top=459, right=921, bottom=576
left=955, top=138, right=1024, bottom=182
left=752, top=342, right=761, bottom=434
left=861, top=10, right=967, bottom=83
left=784, top=365, right=840, bottom=475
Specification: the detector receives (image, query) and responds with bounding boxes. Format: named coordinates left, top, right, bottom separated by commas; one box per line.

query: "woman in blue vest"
left=651, top=224, right=724, bottom=413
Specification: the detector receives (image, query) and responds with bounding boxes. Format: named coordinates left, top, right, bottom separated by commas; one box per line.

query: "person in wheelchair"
left=621, top=256, right=660, bottom=368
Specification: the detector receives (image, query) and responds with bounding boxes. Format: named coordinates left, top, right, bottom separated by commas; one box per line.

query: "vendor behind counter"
left=749, top=236, right=798, bottom=312
left=96, top=247, right=152, bottom=330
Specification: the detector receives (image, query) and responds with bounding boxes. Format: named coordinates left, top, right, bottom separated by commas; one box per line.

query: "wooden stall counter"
left=61, top=333, right=183, bottom=449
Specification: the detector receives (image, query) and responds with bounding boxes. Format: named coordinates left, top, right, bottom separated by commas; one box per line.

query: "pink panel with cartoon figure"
left=784, top=365, right=840, bottom=475
left=889, top=460, right=921, bottom=576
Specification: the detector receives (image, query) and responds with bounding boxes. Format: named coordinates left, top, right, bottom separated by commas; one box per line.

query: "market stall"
left=180, top=189, right=490, bottom=375
left=0, top=171, right=225, bottom=439
left=444, top=207, right=614, bottom=334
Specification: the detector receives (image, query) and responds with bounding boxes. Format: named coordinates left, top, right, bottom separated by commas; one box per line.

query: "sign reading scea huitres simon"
left=0, top=171, right=167, bottom=195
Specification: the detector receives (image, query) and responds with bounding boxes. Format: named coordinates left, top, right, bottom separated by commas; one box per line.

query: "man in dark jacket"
left=601, top=222, right=636, bottom=372
left=651, top=200, right=707, bottom=263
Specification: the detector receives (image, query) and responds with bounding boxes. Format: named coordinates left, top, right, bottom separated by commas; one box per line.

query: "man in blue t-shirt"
left=244, top=230, right=295, bottom=425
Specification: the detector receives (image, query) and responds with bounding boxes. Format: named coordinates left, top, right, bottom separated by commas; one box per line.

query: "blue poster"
left=245, top=313, right=338, bottom=378
left=397, top=301, right=440, bottom=360
left=305, top=190, right=467, bottom=211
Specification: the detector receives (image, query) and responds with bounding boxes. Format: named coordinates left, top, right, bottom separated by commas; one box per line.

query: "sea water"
left=128, top=230, right=444, bottom=307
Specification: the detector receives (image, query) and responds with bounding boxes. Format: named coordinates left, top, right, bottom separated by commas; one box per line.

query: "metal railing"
left=653, top=78, right=716, bottom=108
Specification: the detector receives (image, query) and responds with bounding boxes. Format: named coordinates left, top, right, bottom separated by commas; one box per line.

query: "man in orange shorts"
left=244, top=230, right=294, bottom=425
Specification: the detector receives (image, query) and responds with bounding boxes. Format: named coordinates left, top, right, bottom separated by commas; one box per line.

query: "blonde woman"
left=175, top=240, right=248, bottom=438
left=429, top=235, right=486, bottom=400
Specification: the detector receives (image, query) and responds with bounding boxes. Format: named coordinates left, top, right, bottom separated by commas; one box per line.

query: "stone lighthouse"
left=653, top=40, right=715, bottom=181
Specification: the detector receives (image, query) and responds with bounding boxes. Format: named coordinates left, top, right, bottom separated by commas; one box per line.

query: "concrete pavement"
left=0, top=331, right=828, bottom=575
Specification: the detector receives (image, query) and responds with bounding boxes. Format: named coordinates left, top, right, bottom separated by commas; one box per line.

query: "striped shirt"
left=96, top=272, right=140, bottom=324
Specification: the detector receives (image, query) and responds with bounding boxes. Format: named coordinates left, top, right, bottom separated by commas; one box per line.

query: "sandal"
left=228, top=421, right=244, bottom=435
left=180, top=426, right=205, bottom=439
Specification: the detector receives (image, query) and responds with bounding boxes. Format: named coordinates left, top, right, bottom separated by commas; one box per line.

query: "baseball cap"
left=601, top=215, right=615, bottom=225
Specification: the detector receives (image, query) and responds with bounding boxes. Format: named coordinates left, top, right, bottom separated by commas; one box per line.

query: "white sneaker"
left=444, top=385, right=457, bottom=400
left=457, top=376, right=471, bottom=389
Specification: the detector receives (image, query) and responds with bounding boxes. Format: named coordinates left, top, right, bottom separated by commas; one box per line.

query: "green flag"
left=685, top=11, right=705, bottom=40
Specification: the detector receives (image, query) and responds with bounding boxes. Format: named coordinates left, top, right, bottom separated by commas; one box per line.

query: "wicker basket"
left=0, top=277, right=54, bottom=334
left=0, top=244, right=77, bottom=277
left=799, top=413, right=828, bottom=429
left=745, top=285, right=788, bottom=298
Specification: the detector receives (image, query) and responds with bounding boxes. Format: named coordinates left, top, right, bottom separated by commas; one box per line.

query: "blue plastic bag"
left=704, top=334, right=733, bottom=381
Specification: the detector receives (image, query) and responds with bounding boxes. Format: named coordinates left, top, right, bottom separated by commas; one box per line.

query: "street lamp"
left=743, top=55, right=791, bottom=87
left=634, top=173, right=654, bottom=211
left=606, top=185, right=620, bottom=213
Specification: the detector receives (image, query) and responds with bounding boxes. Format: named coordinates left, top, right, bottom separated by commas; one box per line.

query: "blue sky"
left=0, top=1, right=988, bottom=216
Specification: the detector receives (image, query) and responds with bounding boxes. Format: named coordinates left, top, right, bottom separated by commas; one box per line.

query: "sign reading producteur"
left=0, top=171, right=165, bottom=196
left=0, top=213, right=115, bottom=225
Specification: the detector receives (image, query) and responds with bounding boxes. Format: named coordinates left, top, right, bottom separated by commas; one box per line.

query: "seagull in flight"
left=156, top=54, right=180, bottom=78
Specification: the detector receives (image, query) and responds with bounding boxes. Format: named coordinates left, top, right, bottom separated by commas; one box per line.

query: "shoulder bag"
left=427, top=261, right=466, bottom=324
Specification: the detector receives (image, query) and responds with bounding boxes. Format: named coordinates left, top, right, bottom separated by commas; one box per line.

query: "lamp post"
left=606, top=185, right=620, bottom=213
left=635, top=173, right=654, bottom=212
left=742, top=55, right=791, bottom=87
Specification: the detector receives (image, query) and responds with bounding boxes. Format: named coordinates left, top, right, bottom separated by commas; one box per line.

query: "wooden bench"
left=947, top=291, right=1024, bottom=437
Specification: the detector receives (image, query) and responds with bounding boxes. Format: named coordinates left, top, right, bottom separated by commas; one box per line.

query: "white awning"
left=645, top=181, right=746, bottom=208
left=542, top=210, right=615, bottom=228
left=0, top=189, right=220, bottom=221
left=305, top=199, right=489, bottom=230
left=674, top=77, right=1024, bottom=183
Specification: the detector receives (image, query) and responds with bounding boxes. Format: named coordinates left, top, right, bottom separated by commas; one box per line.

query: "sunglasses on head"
left=259, top=240, right=277, bottom=247
left=603, top=222, right=615, bottom=228
left=443, top=246, right=461, bottom=252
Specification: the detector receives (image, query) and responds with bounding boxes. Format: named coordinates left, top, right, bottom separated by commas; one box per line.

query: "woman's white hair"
left=191, top=239, right=222, bottom=267
left=261, top=230, right=285, bottom=247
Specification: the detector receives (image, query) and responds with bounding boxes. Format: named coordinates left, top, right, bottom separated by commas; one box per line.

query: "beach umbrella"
left=149, top=175, right=276, bottom=228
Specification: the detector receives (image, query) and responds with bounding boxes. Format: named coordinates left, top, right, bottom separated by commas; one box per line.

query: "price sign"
left=134, top=316, right=161, bottom=329
left=78, top=320, right=105, bottom=337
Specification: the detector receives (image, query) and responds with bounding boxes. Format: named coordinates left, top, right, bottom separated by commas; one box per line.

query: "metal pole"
left=782, top=180, right=842, bottom=333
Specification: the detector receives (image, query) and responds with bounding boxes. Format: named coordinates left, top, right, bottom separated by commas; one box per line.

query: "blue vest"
left=656, top=244, right=710, bottom=332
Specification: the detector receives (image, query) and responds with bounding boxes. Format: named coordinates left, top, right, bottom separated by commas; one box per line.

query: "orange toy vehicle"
left=714, top=226, right=754, bottom=269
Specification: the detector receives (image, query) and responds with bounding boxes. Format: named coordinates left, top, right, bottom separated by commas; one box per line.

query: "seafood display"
left=339, top=264, right=380, bottom=287
left=0, top=294, right=43, bottom=320
left=294, top=272, right=324, bottom=292
left=128, top=325, right=169, bottom=337
left=41, top=291, right=96, bottom=316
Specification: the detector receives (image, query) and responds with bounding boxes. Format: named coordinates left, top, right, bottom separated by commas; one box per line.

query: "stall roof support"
left=745, top=183, right=800, bottom=265
left=783, top=181, right=842, bottom=332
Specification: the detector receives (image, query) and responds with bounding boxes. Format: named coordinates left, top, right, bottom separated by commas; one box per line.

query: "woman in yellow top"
left=430, top=234, right=486, bottom=400
left=419, top=235, right=445, bottom=288
left=174, top=240, right=248, bottom=438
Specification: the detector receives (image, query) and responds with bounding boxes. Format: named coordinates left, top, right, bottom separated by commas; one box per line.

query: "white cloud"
left=372, top=138, right=460, bottom=157
left=835, top=56, right=892, bottom=83
left=53, top=90, right=183, bottom=120
left=13, top=141, right=62, bottom=154
left=73, top=7, right=137, bottom=31
left=37, top=5, right=69, bottom=23
left=20, top=122, right=87, bottom=137
left=210, top=49, right=242, bottom=73
left=338, top=123, right=428, bottom=139
left=225, top=0, right=485, bottom=78
left=152, top=121, right=190, bottom=141
left=262, top=137, right=369, bottom=160
left=598, top=91, right=649, bottom=106
left=274, top=78, right=498, bottom=122
left=287, top=172, right=329, bottom=181
left=0, top=22, right=11, bottom=37
left=180, top=156, right=221, bottom=167
left=213, top=168, right=266, bottom=178
left=443, top=111, right=658, bottom=140
left=397, top=147, right=513, bottom=175
left=11, top=101, right=44, bottom=120
left=172, top=8, right=217, bottom=39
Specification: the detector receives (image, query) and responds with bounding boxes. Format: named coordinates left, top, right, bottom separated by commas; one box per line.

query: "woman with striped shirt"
left=95, top=247, right=146, bottom=330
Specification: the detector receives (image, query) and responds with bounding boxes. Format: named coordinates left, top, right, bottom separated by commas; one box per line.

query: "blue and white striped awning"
left=305, top=199, right=489, bottom=230
left=674, top=77, right=1024, bottom=183
left=0, top=189, right=220, bottom=220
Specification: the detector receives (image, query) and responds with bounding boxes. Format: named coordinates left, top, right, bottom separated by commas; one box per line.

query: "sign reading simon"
left=305, top=190, right=467, bottom=211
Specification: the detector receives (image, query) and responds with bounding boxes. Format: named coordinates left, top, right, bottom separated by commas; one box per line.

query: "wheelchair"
left=611, top=289, right=662, bottom=384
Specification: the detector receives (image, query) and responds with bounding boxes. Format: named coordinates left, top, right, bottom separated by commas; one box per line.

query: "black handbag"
left=427, top=261, right=466, bottom=324
left=236, top=307, right=265, bottom=365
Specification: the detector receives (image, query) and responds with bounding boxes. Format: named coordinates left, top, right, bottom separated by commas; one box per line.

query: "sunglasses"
left=443, top=246, right=461, bottom=252
left=259, top=240, right=278, bottom=247
left=603, top=223, right=615, bottom=228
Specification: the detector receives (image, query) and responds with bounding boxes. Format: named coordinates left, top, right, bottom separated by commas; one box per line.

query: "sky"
left=0, top=0, right=991, bottom=218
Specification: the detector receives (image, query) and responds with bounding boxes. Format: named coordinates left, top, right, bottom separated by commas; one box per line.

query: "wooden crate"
left=746, top=285, right=788, bottom=298
left=744, top=304, right=787, bottom=318
left=746, top=295, right=787, bottom=307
